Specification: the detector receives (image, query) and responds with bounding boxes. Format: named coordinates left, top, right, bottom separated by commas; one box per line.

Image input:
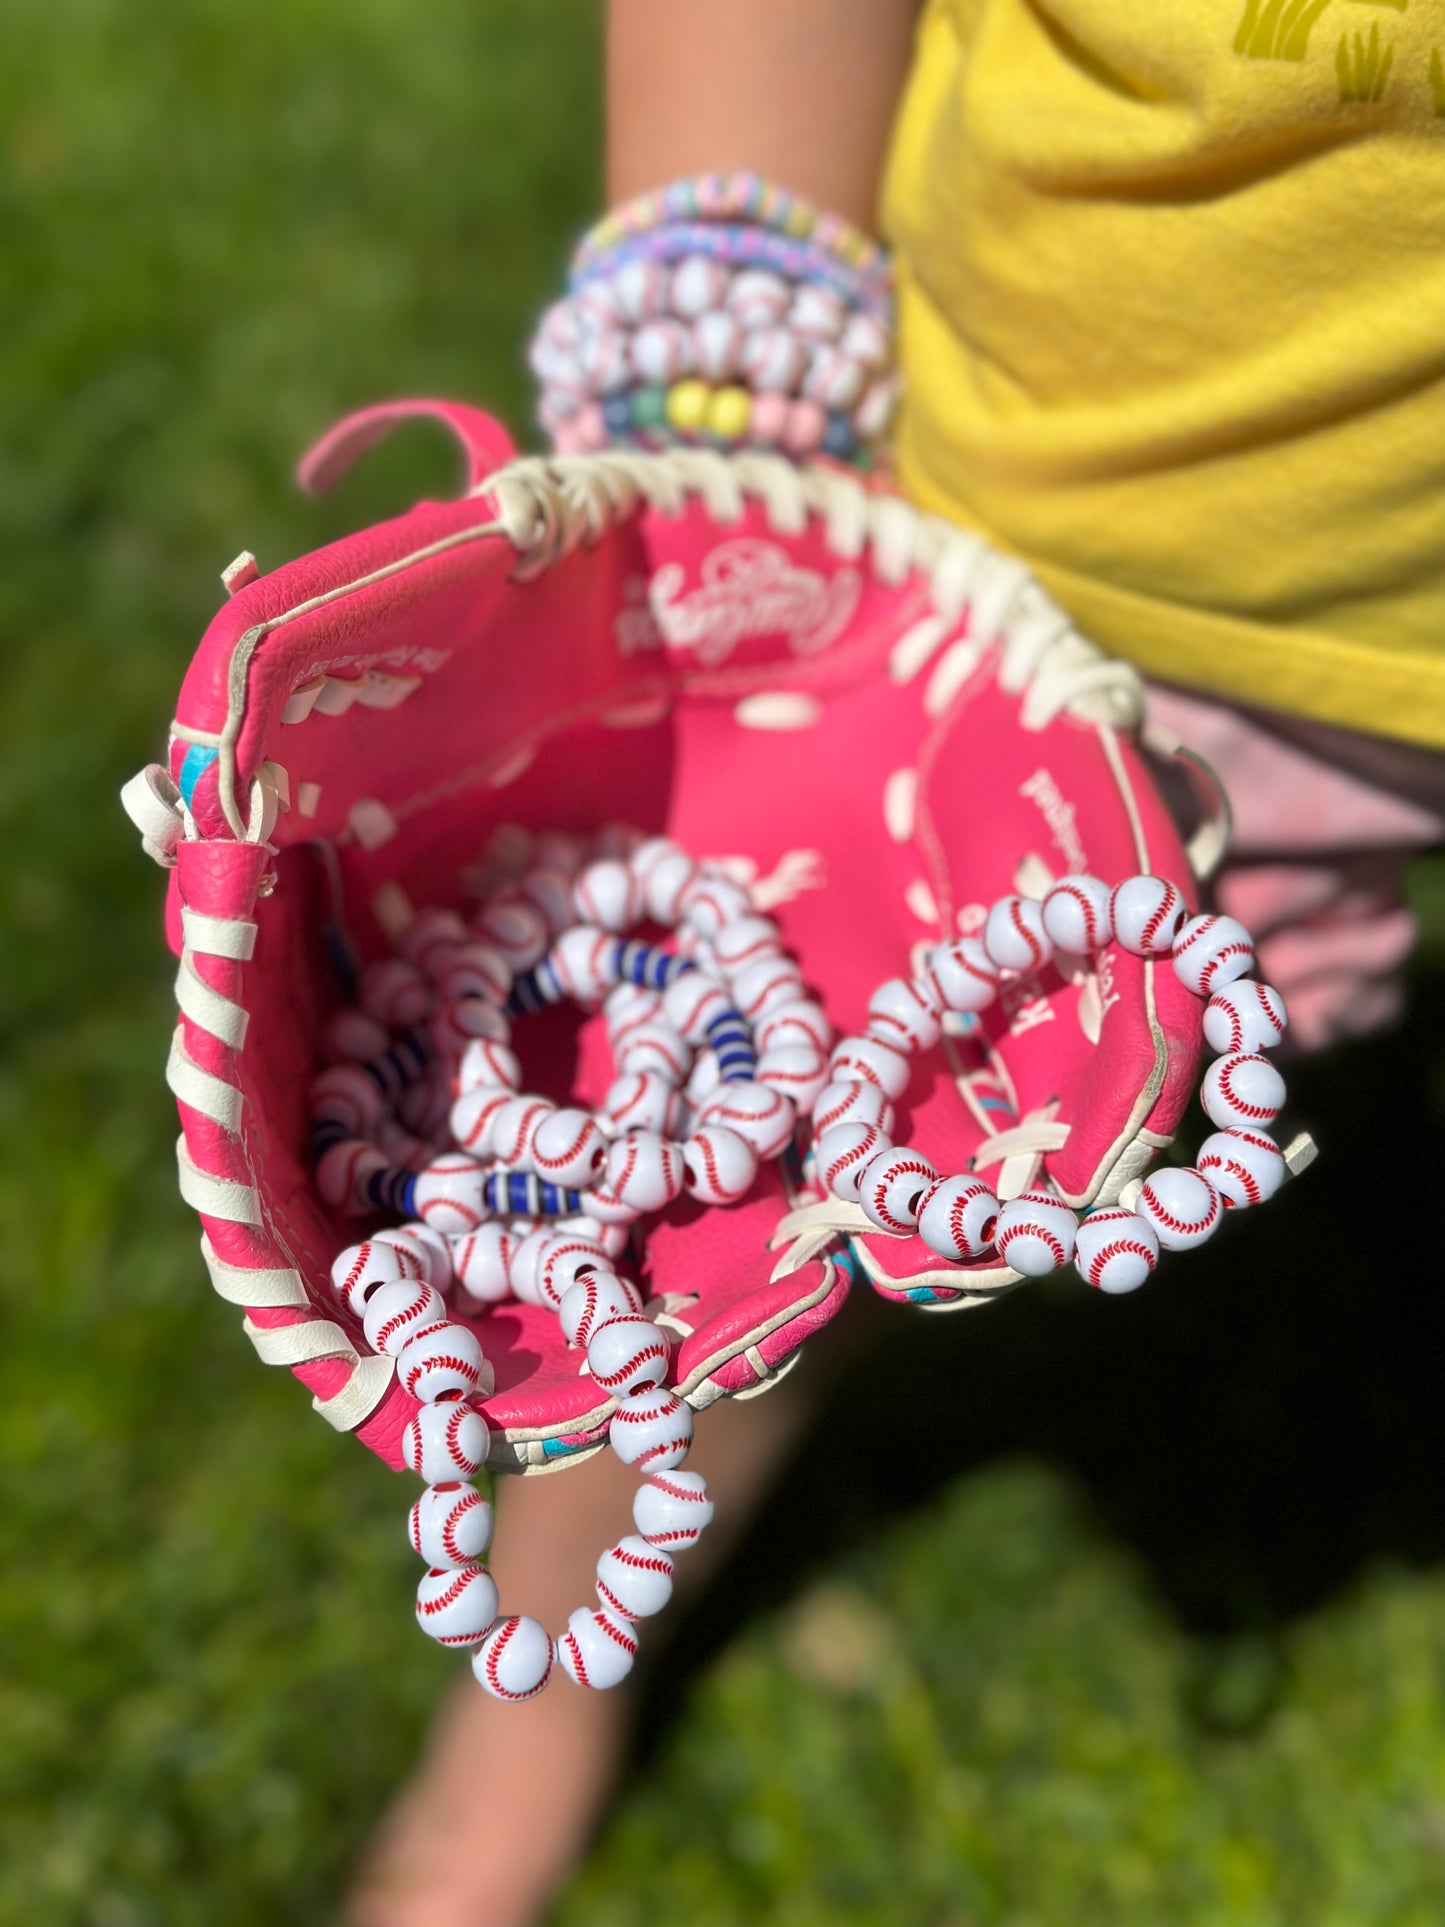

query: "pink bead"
left=782, top=399, right=828, bottom=456
left=747, top=390, right=792, bottom=446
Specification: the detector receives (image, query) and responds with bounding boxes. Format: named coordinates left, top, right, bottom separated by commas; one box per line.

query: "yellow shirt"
left=882, top=0, right=1445, bottom=747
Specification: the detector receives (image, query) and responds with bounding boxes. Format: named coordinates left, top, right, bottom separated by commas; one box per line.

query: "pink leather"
left=296, top=400, right=519, bottom=499
left=161, top=402, right=1203, bottom=1470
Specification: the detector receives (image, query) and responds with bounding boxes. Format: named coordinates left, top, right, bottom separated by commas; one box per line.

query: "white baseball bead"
left=692, top=308, right=743, bottom=381
left=679, top=872, right=754, bottom=937
left=711, top=915, right=784, bottom=975
left=1073, top=1208, right=1160, bottom=1294
left=409, top=1480, right=495, bottom=1568
left=729, top=956, right=805, bottom=1023
left=1109, top=875, right=1187, bottom=956
left=811, top=1079, right=896, bottom=1139
left=995, top=1190, right=1078, bottom=1275
left=507, top=1225, right=563, bottom=1307
left=1137, top=1167, right=1222, bottom=1250
left=516, top=865, right=576, bottom=936
left=321, top=1006, right=390, bottom=1064
left=1171, top=914, right=1256, bottom=997
left=612, top=258, right=670, bottom=322
left=728, top=267, right=790, bottom=327
left=402, top=1400, right=491, bottom=1482
left=473, top=1614, right=553, bottom=1701
left=550, top=925, right=614, bottom=1005
left=681, top=1123, right=759, bottom=1204
left=330, top=1238, right=422, bottom=1317
left=803, top=345, right=867, bottom=411
left=615, top=1021, right=691, bottom=1084
left=579, top=327, right=632, bottom=394
left=605, top=982, right=663, bottom=1047
left=363, top=1279, right=448, bottom=1358
left=586, top=1315, right=670, bottom=1396
left=927, top=937, right=1004, bottom=1013
left=854, top=373, right=901, bottom=440
left=573, top=859, right=643, bottom=932
left=376, top=1120, right=434, bottom=1173
left=604, top=1130, right=686, bottom=1212
left=917, top=1175, right=1000, bottom=1261
left=415, top=1563, right=497, bottom=1648
left=815, top=1121, right=890, bottom=1201
left=661, top=974, right=730, bottom=1044
left=1041, top=875, right=1113, bottom=954
left=530, top=1233, right=611, bottom=1310
left=1201, top=1052, right=1286, bottom=1131
left=683, top=1046, right=723, bottom=1112
left=529, top=1107, right=609, bottom=1188
left=630, top=316, right=693, bottom=385
left=559, top=1271, right=644, bottom=1348
left=487, top=1094, right=555, bottom=1167
left=856, top=1146, right=942, bottom=1234
left=866, top=977, right=942, bottom=1052
left=397, top=906, right=468, bottom=975
left=789, top=282, right=848, bottom=341
left=472, top=900, right=548, bottom=972
left=556, top=1605, right=637, bottom=1689
left=756, top=998, right=834, bottom=1056
left=373, top=1222, right=453, bottom=1293
left=316, top=1140, right=388, bottom=1214
left=840, top=310, right=892, bottom=370
left=452, top=1225, right=527, bottom=1302
left=739, top=325, right=807, bottom=393
left=437, top=941, right=511, bottom=1006
left=399, top=1070, right=451, bottom=1137
left=603, top=1071, right=684, bottom=1137
left=984, top=895, right=1054, bottom=974
left=412, top=1155, right=489, bottom=1234
left=697, top=1081, right=795, bottom=1158
left=828, top=1034, right=911, bottom=1102
left=358, top=957, right=433, bottom=1028
left=310, top=1064, right=385, bottom=1135
left=755, top=1045, right=829, bottom=1110
left=448, top=1083, right=515, bottom=1155
left=397, top=1321, right=485, bottom=1403
left=456, top=1037, right=523, bottom=1095
left=430, top=997, right=510, bottom=1061
left=633, top=1469, right=715, bottom=1548
left=1203, top=980, right=1288, bottom=1056
left=1196, top=1128, right=1286, bottom=1208
left=608, top=1384, right=693, bottom=1471
left=596, top=1535, right=676, bottom=1619
left=642, top=849, right=698, bottom=924
left=670, top=253, right=730, bottom=316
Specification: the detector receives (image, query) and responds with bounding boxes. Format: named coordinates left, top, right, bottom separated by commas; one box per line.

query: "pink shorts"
left=1148, top=686, right=1445, bottom=1053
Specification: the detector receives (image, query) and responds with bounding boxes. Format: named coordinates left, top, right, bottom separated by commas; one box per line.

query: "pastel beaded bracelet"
left=787, top=873, right=1311, bottom=1295
left=532, top=172, right=899, bottom=465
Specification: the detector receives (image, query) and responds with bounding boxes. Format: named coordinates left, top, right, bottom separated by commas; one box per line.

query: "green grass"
left=4, top=4, right=1445, bottom=1922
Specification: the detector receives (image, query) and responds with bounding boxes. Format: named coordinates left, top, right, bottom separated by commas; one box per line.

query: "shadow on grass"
left=638, top=956, right=1445, bottom=1754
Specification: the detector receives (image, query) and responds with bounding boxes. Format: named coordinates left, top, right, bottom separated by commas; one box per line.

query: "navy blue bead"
left=661, top=954, right=695, bottom=985
left=604, top=393, right=633, bottom=435
left=822, top=413, right=857, bottom=460
left=311, top=1118, right=349, bottom=1152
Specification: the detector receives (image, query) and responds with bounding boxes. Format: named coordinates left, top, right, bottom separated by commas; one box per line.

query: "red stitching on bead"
left=1199, top=943, right=1253, bottom=993
left=1218, top=1059, right=1275, bottom=1120
left=1008, top=897, right=1044, bottom=968
left=1054, top=883, right=1102, bottom=950
left=647, top=1473, right=703, bottom=1503
left=999, top=1222, right=1066, bottom=1266
left=1134, top=882, right=1180, bottom=951
left=417, top=1567, right=485, bottom=1615
left=440, top=1488, right=487, bottom=1564
left=1200, top=1156, right=1260, bottom=1205
left=597, top=1612, right=638, bottom=1655
left=562, top=1630, right=588, bottom=1687
left=403, top=1351, right=478, bottom=1398
left=1086, top=1239, right=1155, bottom=1286
left=613, top=1546, right=672, bottom=1575
left=592, top=1342, right=668, bottom=1389
left=1142, top=1186, right=1220, bottom=1234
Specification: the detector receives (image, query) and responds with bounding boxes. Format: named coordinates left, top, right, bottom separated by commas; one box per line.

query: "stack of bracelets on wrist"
left=529, top=171, right=899, bottom=468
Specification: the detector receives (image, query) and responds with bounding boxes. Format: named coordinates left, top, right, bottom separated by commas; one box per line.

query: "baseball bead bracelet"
left=314, top=826, right=835, bottom=1695
left=807, top=872, right=1304, bottom=1296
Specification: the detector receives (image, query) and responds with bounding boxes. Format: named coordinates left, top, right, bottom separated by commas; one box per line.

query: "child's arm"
left=607, top=0, right=920, bottom=231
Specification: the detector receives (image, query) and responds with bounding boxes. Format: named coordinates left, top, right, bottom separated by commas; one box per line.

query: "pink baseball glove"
left=123, top=399, right=1289, bottom=1687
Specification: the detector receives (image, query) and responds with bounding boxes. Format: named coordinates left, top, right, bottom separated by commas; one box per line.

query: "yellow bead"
left=706, top=386, right=752, bottom=441
left=665, top=380, right=711, bottom=435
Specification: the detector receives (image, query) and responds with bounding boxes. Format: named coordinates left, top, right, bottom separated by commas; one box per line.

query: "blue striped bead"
left=717, top=1047, right=757, bottom=1078
left=365, top=1163, right=416, bottom=1218
left=508, top=957, right=563, bottom=1014
left=311, top=1118, right=350, bottom=1153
